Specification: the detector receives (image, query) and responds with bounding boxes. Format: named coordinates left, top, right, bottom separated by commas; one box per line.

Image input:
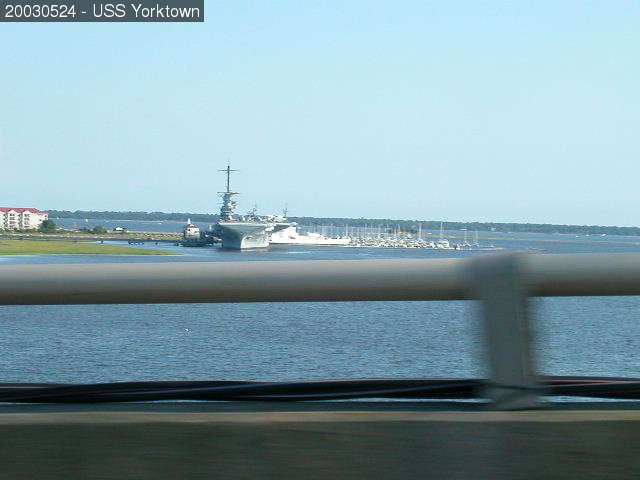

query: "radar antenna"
left=218, top=164, right=238, bottom=194
left=218, top=164, right=239, bottom=221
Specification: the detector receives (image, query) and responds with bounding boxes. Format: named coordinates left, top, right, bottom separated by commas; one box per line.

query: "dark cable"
left=2, top=376, right=640, bottom=403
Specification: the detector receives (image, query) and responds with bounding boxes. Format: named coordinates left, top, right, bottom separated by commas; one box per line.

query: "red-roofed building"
left=0, top=207, right=48, bottom=230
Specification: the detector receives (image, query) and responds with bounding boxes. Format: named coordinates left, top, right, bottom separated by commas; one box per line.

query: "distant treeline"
left=47, top=210, right=640, bottom=236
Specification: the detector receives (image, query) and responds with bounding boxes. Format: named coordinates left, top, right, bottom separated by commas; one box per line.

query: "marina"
left=345, top=225, right=499, bottom=250
left=347, top=235, right=486, bottom=249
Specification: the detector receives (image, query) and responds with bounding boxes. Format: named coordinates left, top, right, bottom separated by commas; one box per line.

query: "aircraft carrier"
left=215, top=166, right=291, bottom=249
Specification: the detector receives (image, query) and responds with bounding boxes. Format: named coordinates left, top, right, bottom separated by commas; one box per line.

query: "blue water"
left=2, top=228, right=640, bottom=387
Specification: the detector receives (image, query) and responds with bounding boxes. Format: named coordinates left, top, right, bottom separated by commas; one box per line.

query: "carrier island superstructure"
left=215, top=166, right=292, bottom=249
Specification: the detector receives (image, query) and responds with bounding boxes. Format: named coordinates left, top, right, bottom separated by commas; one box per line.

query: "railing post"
left=469, top=253, right=538, bottom=410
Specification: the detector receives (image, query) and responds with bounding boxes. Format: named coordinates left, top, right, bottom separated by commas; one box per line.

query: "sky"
left=1, top=1, right=638, bottom=225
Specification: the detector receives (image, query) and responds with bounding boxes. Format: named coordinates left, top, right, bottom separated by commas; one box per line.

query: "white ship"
left=270, top=225, right=351, bottom=246
left=215, top=166, right=292, bottom=249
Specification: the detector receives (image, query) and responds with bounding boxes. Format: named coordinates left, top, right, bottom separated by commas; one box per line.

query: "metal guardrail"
left=3, top=252, right=640, bottom=408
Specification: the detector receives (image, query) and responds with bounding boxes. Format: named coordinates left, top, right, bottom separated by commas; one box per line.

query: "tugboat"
left=177, top=219, right=216, bottom=247
left=215, top=166, right=292, bottom=249
left=182, top=219, right=200, bottom=239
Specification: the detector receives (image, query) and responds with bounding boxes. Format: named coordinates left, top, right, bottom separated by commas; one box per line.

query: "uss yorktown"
left=214, top=166, right=292, bottom=249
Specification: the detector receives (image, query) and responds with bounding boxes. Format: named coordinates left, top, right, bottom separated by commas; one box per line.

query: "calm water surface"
left=2, top=230, right=640, bottom=386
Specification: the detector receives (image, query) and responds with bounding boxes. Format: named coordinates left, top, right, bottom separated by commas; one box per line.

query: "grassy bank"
left=0, top=239, right=177, bottom=256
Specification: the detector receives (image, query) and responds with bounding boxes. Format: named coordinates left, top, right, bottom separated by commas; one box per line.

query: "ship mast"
left=218, top=165, right=239, bottom=221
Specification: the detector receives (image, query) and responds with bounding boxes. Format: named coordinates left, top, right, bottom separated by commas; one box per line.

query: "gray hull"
left=217, top=222, right=270, bottom=249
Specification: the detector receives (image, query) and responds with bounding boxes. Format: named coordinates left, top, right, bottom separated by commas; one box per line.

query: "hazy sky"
left=1, top=1, right=638, bottom=225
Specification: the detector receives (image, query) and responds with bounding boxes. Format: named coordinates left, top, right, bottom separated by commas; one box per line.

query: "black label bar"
left=0, top=1, right=204, bottom=22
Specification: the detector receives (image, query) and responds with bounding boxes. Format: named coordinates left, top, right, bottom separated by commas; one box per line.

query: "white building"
left=0, top=207, right=48, bottom=230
